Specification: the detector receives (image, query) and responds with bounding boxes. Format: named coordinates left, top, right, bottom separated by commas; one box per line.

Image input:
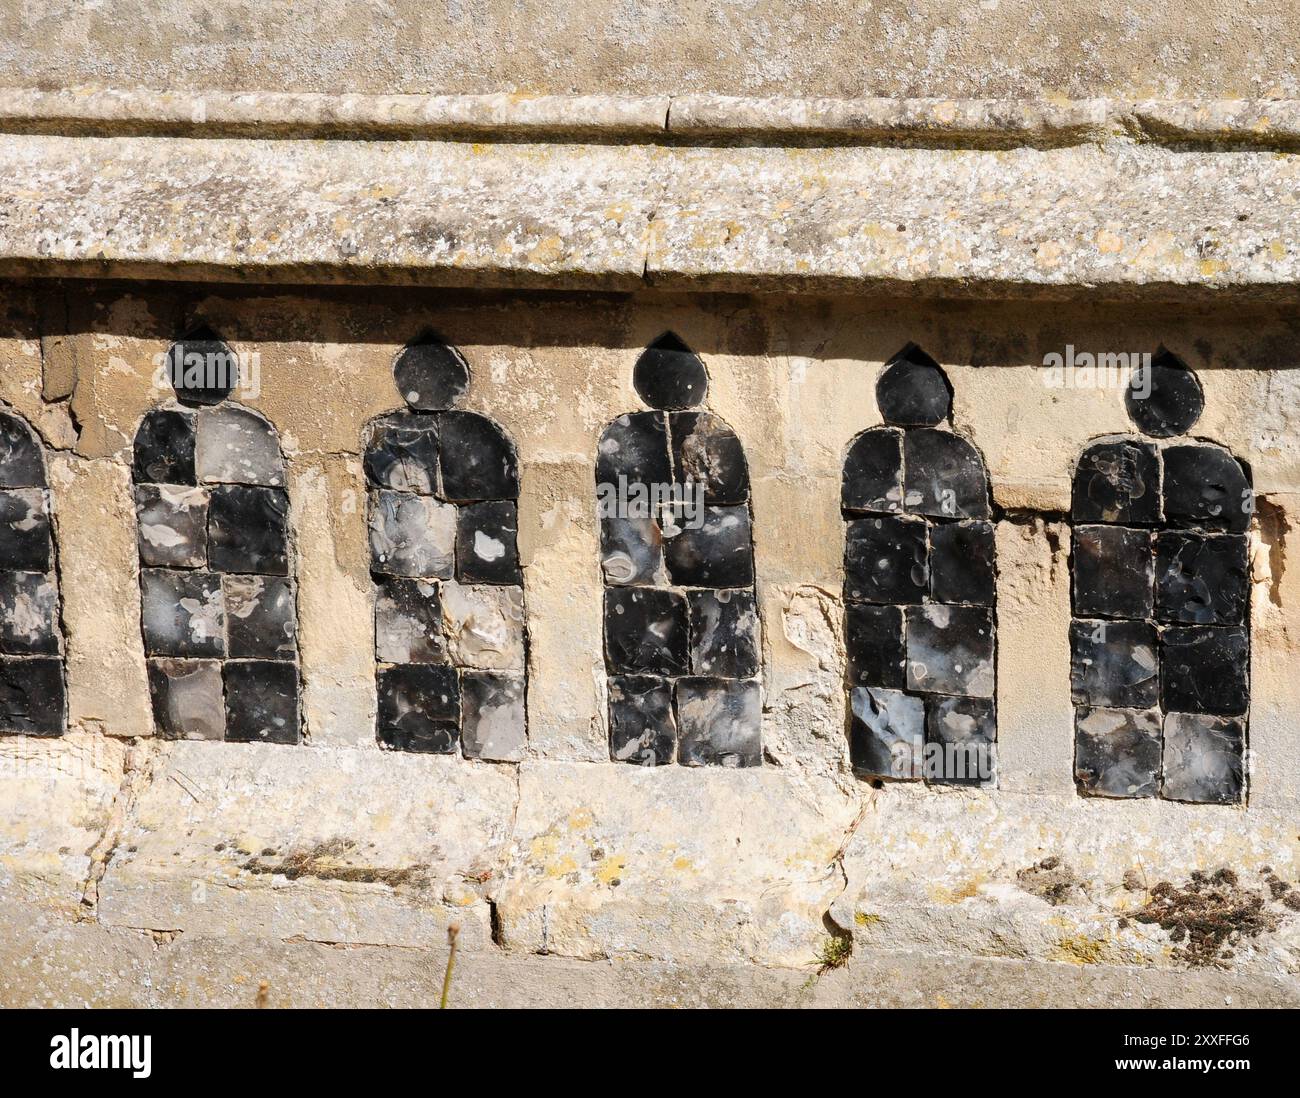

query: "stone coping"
left=2, top=130, right=1298, bottom=299
left=4, top=87, right=1300, bottom=149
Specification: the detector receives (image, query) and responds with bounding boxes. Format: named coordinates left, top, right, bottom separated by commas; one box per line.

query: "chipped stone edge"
left=6, top=87, right=1300, bottom=148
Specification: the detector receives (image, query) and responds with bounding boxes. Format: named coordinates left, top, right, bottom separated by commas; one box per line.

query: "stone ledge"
left=7, top=739, right=1289, bottom=975
left=2, top=133, right=1299, bottom=300
left=6, top=89, right=1300, bottom=150
left=1, top=898, right=1296, bottom=1007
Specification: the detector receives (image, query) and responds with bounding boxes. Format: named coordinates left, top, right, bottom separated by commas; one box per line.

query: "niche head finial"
left=393, top=334, right=470, bottom=411
left=167, top=325, right=236, bottom=407
left=633, top=332, right=708, bottom=410
left=1125, top=348, right=1204, bottom=438
left=876, top=344, right=951, bottom=427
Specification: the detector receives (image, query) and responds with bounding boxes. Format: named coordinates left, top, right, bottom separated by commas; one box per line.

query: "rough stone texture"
left=496, top=762, right=858, bottom=965
left=292, top=459, right=376, bottom=749
left=2, top=4, right=1299, bottom=100
left=47, top=454, right=152, bottom=739
left=1, top=284, right=1300, bottom=1005
left=96, top=742, right=517, bottom=949
left=2, top=134, right=1300, bottom=299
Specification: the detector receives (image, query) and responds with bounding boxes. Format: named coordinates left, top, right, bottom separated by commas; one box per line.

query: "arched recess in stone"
left=132, top=328, right=301, bottom=743
left=1069, top=349, right=1249, bottom=804
left=364, top=334, right=527, bottom=758
left=0, top=408, right=66, bottom=736
left=596, top=332, right=762, bottom=767
left=841, top=345, right=996, bottom=785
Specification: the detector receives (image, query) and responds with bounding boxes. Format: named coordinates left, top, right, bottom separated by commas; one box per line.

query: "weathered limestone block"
left=97, top=741, right=518, bottom=949
left=834, top=785, right=1300, bottom=969
left=496, top=761, right=860, bottom=966
left=0, top=731, right=128, bottom=904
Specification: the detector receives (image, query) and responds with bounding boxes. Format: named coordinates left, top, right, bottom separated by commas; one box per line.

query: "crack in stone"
left=79, top=737, right=163, bottom=912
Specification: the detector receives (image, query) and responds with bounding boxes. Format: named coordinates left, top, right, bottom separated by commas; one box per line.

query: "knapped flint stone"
left=929, top=520, right=996, bottom=606
left=440, top=582, right=527, bottom=670
left=224, top=574, right=297, bottom=659
left=438, top=411, right=519, bottom=502
left=140, top=568, right=224, bottom=658
left=368, top=489, right=455, bottom=578
left=633, top=332, right=708, bottom=411
left=849, top=685, right=924, bottom=780
left=0, top=489, right=51, bottom=572
left=0, top=656, right=64, bottom=735
left=1072, top=525, right=1153, bottom=618
left=668, top=411, right=748, bottom=504
left=224, top=660, right=300, bottom=745
left=393, top=337, right=470, bottom=412
left=1125, top=351, right=1204, bottom=439
left=876, top=346, right=952, bottom=427
left=147, top=658, right=224, bottom=740
left=0, top=571, right=60, bottom=655
left=604, top=586, right=688, bottom=676
left=596, top=411, right=671, bottom=488
left=843, top=514, right=928, bottom=604
left=598, top=512, right=666, bottom=586
left=687, top=588, right=759, bottom=679
left=1074, top=706, right=1161, bottom=798
left=841, top=427, right=903, bottom=514
left=455, top=500, right=522, bottom=585
left=905, top=603, right=995, bottom=698
left=363, top=419, right=440, bottom=494
left=1155, top=532, right=1249, bottom=626
left=133, top=408, right=197, bottom=486
left=1161, top=444, right=1252, bottom=533
left=461, top=670, right=527, bottom=761
left=845, top=602, right=906, bottom=689
left=925, top=696, right=997, bottom=786
left=1069, top=618, right=1158, bottom=709
left=1162, top=712, right=1245, bottom=805
left=608, top=674, right=677, bottom=766
left=195, top=404, right=285, bottom=487
left=207, top=484, right=290, bottom=575
left=663, top=504, right=754, bottom=588
left=134, top=484, right=208, bottom=568
left=903, top=429, right=989, bottom=519
left=0, top=411, right=46, bottom=488
left=376, top=663, right=460, bottom=753
left=166, top=330, right=238, bottom=407
left=1071, top=439, right=1160, bottom=524
left=374, top=576, right=447, bottom=664
left=676, top=677, right=761, bottom=767
left=1161, top=625, right=1249, bottom=716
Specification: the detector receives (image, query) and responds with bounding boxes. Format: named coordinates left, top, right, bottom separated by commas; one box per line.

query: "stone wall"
left=2, top=281, right=1299, bottom=1005
left=3, top=0, right=1300, bottom=1008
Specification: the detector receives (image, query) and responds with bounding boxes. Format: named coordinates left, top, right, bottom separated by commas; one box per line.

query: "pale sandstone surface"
left=1, top=2, right=1299, bottom=100
left=0, top=731, right=127, bottom=906
left=4, top=899, right=1298, bottom=1008
left=47, top=453, right=153, bottom=739
left=4, top=134, right=1300, bottom=299
left=0, top=286, right=1298, bottom=1003
left=95, top=741, right=517, bottom=951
